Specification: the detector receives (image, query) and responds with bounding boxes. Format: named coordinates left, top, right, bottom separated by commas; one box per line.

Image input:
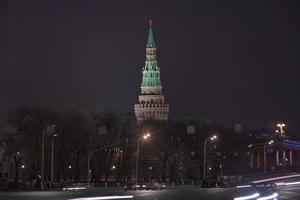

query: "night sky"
left=1, top=1, right=300, bottom=130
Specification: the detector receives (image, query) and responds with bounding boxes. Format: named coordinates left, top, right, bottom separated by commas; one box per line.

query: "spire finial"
left=146, top=19, right=155, bottom=48
left=148, top=19, right=152, bottom=27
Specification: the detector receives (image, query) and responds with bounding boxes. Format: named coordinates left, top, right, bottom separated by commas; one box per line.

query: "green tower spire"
left=141, top=19, right=161, bottom=87
left=147, top=19, right=155, bottom=48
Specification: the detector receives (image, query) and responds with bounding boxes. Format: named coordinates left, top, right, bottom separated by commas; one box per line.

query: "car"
left=124, top=182, right=135, bottom=191
left=252, top=182, right=276, bottom=193
left=145, top=181, right=166, bottom=190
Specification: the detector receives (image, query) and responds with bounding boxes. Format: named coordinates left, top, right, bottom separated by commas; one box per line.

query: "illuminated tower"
left=134, top=20, right=169, bottom=122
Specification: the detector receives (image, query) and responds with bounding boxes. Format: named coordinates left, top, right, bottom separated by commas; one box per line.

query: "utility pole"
left=50, top=134, right=57, bottom=184
left=51, top=137, right=54, bottom=183
left=135, top=138, right=140, bottom=185
left=41, top=129, right=45, bottom=190
left=203, top=139, right=207, bottom=180
left=264, top=144, right=267, bottom=174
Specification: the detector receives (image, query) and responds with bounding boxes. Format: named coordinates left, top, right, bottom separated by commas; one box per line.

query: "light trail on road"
left=256, top=192, right=278, bottom=200
left=252, top=174, right=300, bottom=184
left=233, top=193, right=260, bottom=200
left=68, top=195, right=134, bottom=200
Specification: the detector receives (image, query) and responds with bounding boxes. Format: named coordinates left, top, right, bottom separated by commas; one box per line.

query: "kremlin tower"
left=134, top=20, right=169, bottom=122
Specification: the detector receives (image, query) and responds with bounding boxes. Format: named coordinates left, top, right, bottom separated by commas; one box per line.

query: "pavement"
left=0, top=185, right=299, bottom=200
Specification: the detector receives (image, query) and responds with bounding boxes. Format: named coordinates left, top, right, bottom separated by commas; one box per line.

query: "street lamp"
left=41, top=124, right=55, bottom=190
left=277, top=123, right=286, bottom=137
left=51, top=125, right=57, bottom=184
left=21, top=164, right=25, bottom=183
left=136, top=133, right=151, bottom=185
left=203, top=135, right=217, bottom=180
left=264, top=140, right=275, bottom=174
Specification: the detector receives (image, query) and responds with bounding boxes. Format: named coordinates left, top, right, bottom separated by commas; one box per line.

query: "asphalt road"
left=0, top=185, right=299, bottom=200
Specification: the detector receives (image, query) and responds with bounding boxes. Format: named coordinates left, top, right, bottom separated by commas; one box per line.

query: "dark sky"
left=1, top=0, right=300, bottom=130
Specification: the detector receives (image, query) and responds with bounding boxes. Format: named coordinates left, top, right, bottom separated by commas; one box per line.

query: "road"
left=0, top=185, right=299, bottom=200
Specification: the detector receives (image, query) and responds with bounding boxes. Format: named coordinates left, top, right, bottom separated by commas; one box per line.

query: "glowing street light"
left=277, top=123, right=286, bottom=127
left=210, top=135, right=217, bottom=141
left=268, top=140, right=274, bottom=145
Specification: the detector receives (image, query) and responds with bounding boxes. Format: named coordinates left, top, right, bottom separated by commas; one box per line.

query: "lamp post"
left=264, top=140, right=274, bottom=174
left=203, top=135, right=217, bottom=180
left=21, top=164, right=25, bottom=183
left=136, top=133, right=151, bottom=185
left=277, top=123, right=286, bottom=137
left=41, top=129, right=45, bottom=190
left=51, top=125, right=57, bottom=184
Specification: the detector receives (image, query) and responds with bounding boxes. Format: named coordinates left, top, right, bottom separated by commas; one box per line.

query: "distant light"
left=234, top=193, right=260, bottom=200
left=21, top=165, right=25, bottom=169
left=149, top=166, right=152, bottom=170
left=112, top=165, right=116, bottom=170
left=208, top=167, right=212, bottom=171
left=248, top=144, right=253, bottom=148
left=147, top=133, right=150, bottom=137
left=68, top=165, right=72, bottom=169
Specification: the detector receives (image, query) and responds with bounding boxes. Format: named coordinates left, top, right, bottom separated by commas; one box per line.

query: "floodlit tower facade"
left=134, top=20, right=169, bottom=122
